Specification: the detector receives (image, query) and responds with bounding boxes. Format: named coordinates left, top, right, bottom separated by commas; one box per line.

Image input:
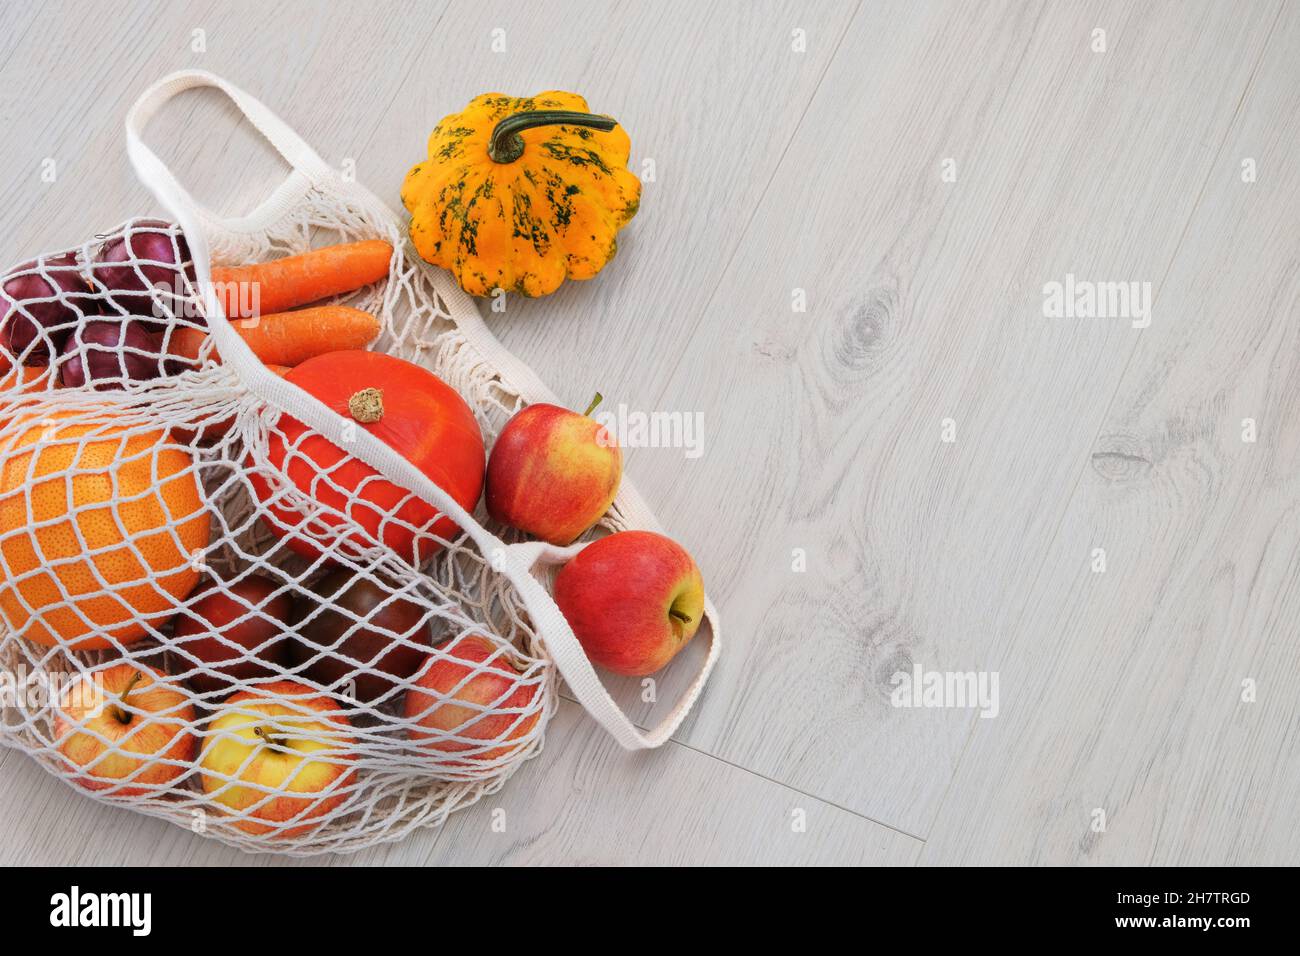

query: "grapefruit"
left=0, top=412, right=210, bottom=649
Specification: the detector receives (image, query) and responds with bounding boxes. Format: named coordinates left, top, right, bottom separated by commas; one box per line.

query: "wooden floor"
left=2, top=0, right=1298, bottom=865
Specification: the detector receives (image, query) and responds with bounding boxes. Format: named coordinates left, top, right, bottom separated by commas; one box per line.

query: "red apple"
left=553, top=530, right=705, bottom=676
left=404, top=634, right=541, bottom=762
left=199, top=680, right=356, bottom=837
left=485, top=394, right=622, bottom=545
left=291, top=570, right=432, bottom=704
left=172, top=575, right=293, bottom=695
left=53, top=663, right=196, bottom=796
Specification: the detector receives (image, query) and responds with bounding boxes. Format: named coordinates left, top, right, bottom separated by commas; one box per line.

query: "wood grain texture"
left=420, top=701, right=921, bottom=866
left=920, top=2, right=1300, bottom=865
left=1, top=0, right=1298, bottom=865
left=602, top=0, right=1283, bottom=838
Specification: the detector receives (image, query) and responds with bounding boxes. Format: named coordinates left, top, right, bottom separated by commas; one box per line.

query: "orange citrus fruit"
left=1, top=363, right=51, bottom=393
left=0, top=412, right=210, bottom=649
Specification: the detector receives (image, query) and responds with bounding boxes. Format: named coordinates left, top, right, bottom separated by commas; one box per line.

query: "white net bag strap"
left=126, top=69, right=334, bottom=234
left=124, top=69, right=720, bottom=750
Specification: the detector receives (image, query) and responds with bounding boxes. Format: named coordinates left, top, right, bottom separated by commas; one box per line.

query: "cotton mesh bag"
left=0, top=70, right=720, bottom=855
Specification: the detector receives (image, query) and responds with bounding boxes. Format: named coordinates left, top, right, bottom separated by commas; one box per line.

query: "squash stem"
left=488, top=110, right=618, bottom=164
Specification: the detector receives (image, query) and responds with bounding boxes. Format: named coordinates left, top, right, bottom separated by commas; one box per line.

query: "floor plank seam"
left=557, top=688, right=927, bottom=843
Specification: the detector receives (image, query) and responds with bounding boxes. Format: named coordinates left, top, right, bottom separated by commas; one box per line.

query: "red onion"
left=60, top=318, right=165, bottom=389
left=1, top=253, right=93, bottom=364
left=92, top=219, right=195, bottom=327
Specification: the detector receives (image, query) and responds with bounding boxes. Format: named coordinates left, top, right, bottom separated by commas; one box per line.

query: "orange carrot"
left=167, top=327, right=211, bottom=365
left=212, top=240, right=392, bottom=318
left=168, top=306, right=381, bottom=366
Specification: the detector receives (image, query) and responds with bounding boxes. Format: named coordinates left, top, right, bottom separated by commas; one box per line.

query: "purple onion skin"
left=1, top=253, right=92, bottom=364
left=93, top=220, right=194, bottom=327
left=59, top=318, right=165, bottom=390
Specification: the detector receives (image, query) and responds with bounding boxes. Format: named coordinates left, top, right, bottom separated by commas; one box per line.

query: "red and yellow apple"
left=199, top=680, right=356, bottom=837
left=53, top=662, right=196, bottom=796
left=485, top=395, right=622, bottom=545
left=553, top=530, right=705, bottom=675
left=404, top=634, right=541, bottom=762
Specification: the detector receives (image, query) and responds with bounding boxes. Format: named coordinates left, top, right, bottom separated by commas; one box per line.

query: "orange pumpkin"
left=250, top=351, right=484, bottom=563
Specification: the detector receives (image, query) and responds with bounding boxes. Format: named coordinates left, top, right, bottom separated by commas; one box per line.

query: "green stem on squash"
left=583, top=392, right=604, bottom=417
left=110, top=670, right=144, bottom=725
left=487, top=110, right=618, bottom=164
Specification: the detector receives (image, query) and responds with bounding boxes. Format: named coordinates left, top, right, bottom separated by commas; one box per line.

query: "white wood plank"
left=921, top=2, right=1300, bottom=865
left=600, top=0, right=1280, bottom=838
left=418, top=701, right=921, bottom=865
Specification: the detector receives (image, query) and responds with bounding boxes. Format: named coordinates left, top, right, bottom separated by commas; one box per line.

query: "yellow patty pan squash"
left=401, top=91, right=641, bottom=298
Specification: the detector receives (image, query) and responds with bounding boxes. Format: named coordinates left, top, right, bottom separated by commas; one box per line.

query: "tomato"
left=251, top=350, right=485, bottom=563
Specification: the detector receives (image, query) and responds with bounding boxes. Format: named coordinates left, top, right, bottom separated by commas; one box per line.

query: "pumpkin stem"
left=488, top=110, right=618, bottom=164
left=348, top=387, right=384, bottom=424
left=583, top=392, right=604, bottom=417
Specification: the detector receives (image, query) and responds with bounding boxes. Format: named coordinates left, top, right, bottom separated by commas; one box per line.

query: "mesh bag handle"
left=125, top=69, right=334, bottom=233
left=122, top=69, right=720, bottom=750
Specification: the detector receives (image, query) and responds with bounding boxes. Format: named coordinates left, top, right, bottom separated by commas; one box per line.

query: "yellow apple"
left=53, top=662, right=195, bottom=796
left=199, top=680, right=356, bottom=837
